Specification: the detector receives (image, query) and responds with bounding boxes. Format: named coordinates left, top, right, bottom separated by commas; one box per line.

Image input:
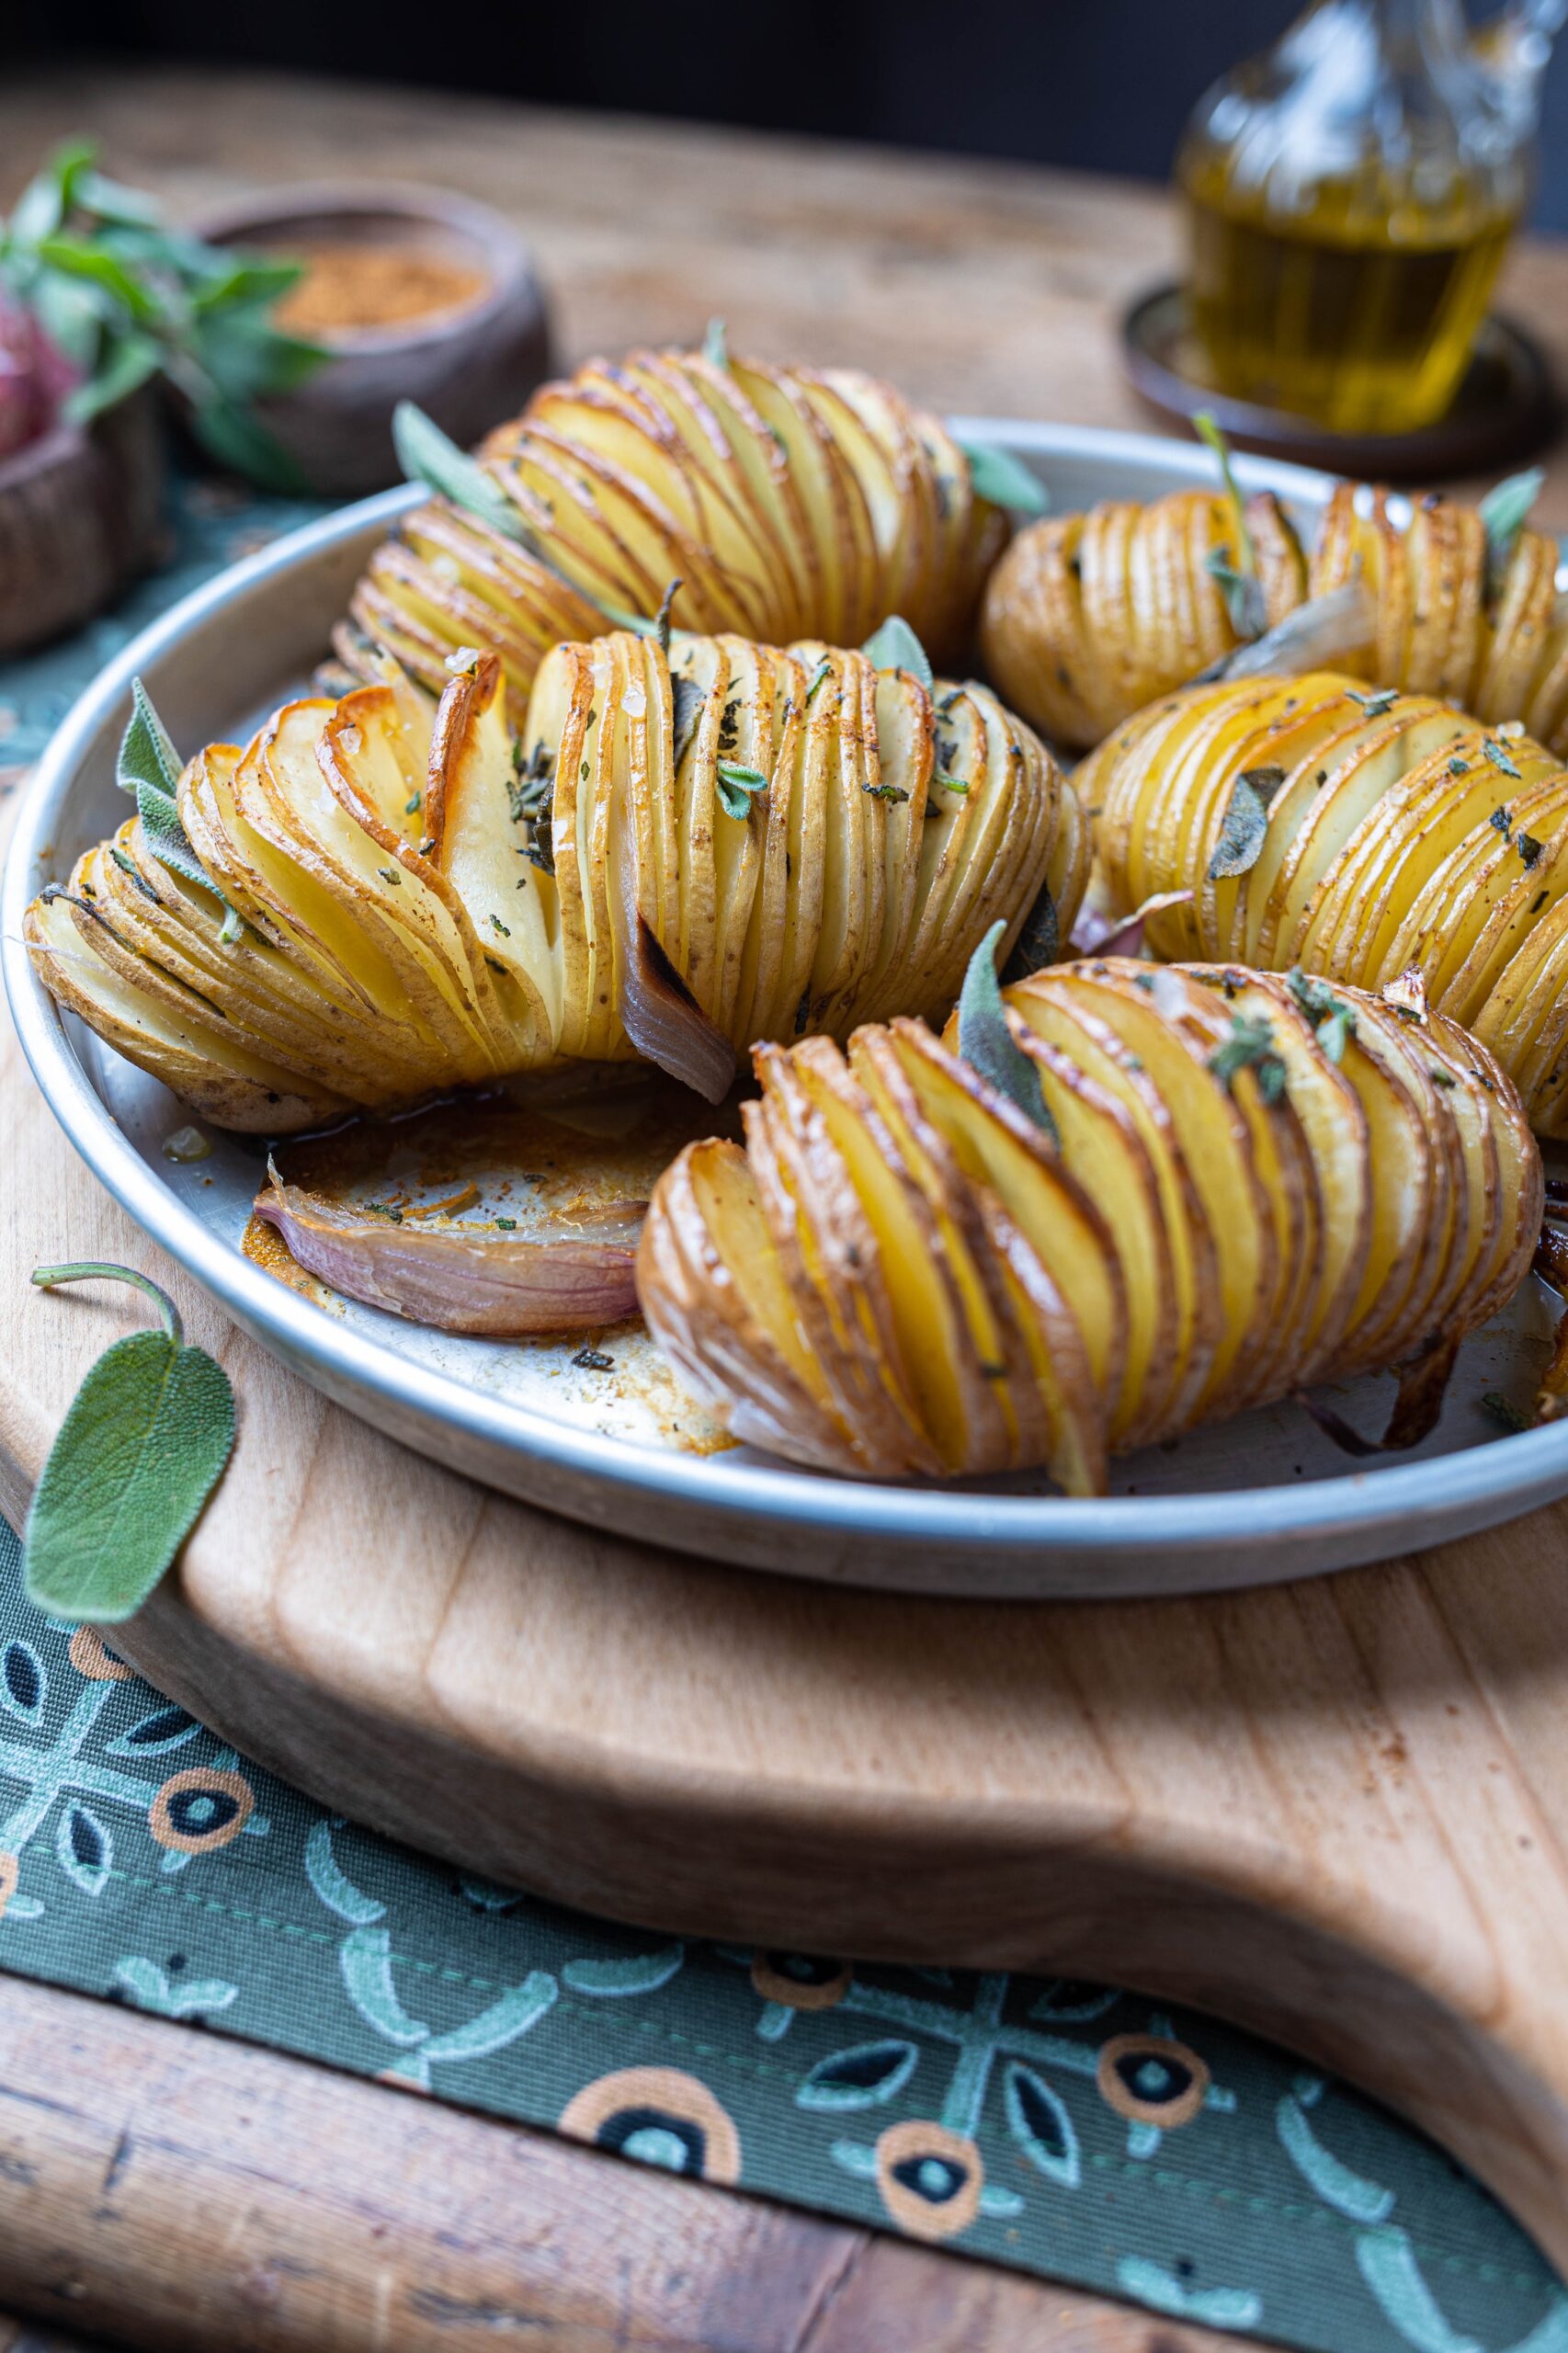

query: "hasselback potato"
left=638, top=958, right=1541, bottom=1489
left=1083, top=669, right=1568, bottom=1136
left=27, top=635, right=1085, bottom=1131
left=981, top=474, right=1568, bottom=754
left=336, top=346, right=1011, bottom=723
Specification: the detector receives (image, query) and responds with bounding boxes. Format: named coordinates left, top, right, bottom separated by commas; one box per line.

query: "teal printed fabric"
left=0, top=1518, right=1561, bottom=2353
left=3, top=480, right=1564, bottom=2348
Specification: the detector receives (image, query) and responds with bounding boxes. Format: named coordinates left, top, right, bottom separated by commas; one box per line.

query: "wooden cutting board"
left=4, top=777, right=1568, bottom=2274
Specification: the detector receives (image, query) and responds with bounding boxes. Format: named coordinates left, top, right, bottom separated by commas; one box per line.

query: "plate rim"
left=6, top=425, right=1567, bottom=1579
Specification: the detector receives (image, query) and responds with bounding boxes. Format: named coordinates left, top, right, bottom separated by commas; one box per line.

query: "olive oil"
left=1182, top=161, right=1517, bottom=435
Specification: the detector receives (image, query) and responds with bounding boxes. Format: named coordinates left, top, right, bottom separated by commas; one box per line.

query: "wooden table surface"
left=1, top=63, right=1565, bottom=2353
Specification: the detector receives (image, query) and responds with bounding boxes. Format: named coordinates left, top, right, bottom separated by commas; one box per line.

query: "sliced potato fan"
left=638, top=960, right=1542, bottom=1489
left=336, top=347, right=1009, bottom=723
left=981, top=477, right=1568, bottom=754
left=1081, top=669, right=1568, bottom=1135
left=26, top=638, right=1086, bottom=1131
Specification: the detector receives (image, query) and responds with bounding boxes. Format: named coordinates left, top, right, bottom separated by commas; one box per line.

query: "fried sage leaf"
left=1207, top=1012, right=1288, bottom=1104
left=24, top=1263, right=235, bottom=1624
left=1207, top=768, right=1283, bottom=881
left=956, top=439, right=1048, bottom=517
left=957, top=919, right=1057, bottom=1142
left=1000, top=883, right=1058, bottom=983
left=861, top=614, right=933, bottom=692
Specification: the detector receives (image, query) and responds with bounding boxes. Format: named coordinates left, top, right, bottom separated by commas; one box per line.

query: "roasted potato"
left=1081, top=670, right=1568, bottom=1137
left=27, top=637, right=1086, bottom=1131
left=638, top=961, right=1541, bottom=1488
left=336, top=347, right=1011, bottom=724
left=981, top=480, right=1568, bottom=755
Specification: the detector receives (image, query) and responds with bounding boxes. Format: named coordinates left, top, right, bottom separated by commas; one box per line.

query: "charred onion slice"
left=256, top=1169, right=641, bottom=1334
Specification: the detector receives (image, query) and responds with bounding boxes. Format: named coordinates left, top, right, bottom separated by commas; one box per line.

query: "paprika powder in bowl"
left=192, top=182, right=553, bottom=495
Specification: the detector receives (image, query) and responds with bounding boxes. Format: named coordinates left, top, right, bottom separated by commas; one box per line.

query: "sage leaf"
left=716, top=760, right=768, bottom=819
left=24, top=1265, right=235, bottom=1625
left=957, top=920, right=1057, bottom=1142
left=957, top=439, right=1048, bottom=517
left=1000, top=883, right=1059, bottom=983
left=1194, top=410, right=1257, bottom=580
left=1286, top=967, right=1356, bottom=1063
left=1203, top=545, right=1267, bottom=642
left=393, top=401, right=528, bottom=544
left=116, top=680, right=244, bottom=938
left=702, top=316, right=729, bottom=369
left=861, top=614, right=933, bottom=691
left=1479, top=467, right=1544, bottom=606
left=1207, top=770, right=1279, bottom=880
left=670, top=673, right=705, bottom=771
left=1207, top=1014, right=1288, bottom=1105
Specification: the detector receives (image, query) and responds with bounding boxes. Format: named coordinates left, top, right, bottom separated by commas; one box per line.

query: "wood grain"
left=0, top=62, right=1562, bottom=525
left=2, top=67, right=1568, bottom=2314
left=4, top=744, right=1568, bottom=2286
left=0, top=1974, right=1249, bottom=2353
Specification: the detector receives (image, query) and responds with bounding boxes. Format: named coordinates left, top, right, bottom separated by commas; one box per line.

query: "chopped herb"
left=573, top=1347, right=615, bottom=1372
left=1484, top=736, right=1522, bottom=780
left=1519, top=832, right=1544, bottom=869
left=377, top=865, right=402, bottom=887
left=507, top=738, right=553, bottom=824
left=863, top=781, right=909, bottom=803
left=1132, top=971, right=1156, bottom=993
left=1428, top=1064, right=1458, bottom=1088
left=803, top=657, right=834, bottom=707
left=1481, top=1389, right=1532, bottom=1434
left=1490, top=806, right=1514, bottom=840
left=932, top=773, right=970, bottom=795
left=794, top=986, right=812, bottom=1036
left=109, top=844, right=161, bottom=904
left=419, top=837, right=437, bottom=858
left=404, top=789, right=422, bottom=815
left=494, top=1216, right=517, bottom=1230
left=956, top=921, right=1057, bottom=1142
left=1346, top=687, right=1398, bottom=718
left=1449, top=757, right=1471, bottom=777
left=1286, top=967, right=1356, bottom=1063
left=1531, top=889, right=1550, bottom=913
left=489, top=914, right=511, bottom=937
left=1207, top=1013, right=1288, bottom=1105
left=581, top=759, right=590, bottom=782
left=716, top=760, right=768, bottom=820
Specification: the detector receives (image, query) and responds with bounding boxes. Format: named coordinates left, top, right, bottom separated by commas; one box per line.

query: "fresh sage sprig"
left=118, top=679, right=244, bottom=943
left=1478, top=467, right=1544, bottom=608
left=24, top=1264, right=235, bottom=1624
left=957, top=439, right=1048, bottom=517
left=861, top=613, right=934, bottom=690
left=0, top=138, right=325, bottom=492
left=957, top=919, right=1057, bottom=1142
left=1195, top=411, right=1267, bottom=641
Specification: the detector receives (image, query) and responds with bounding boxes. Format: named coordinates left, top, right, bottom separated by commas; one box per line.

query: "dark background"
left=4, top=1, right=1567, bottom=229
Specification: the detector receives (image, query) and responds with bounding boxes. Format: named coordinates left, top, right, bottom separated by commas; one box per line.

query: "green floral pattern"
left=0, top=1517, right=1560, bottom=2351
left=2, top=483, right=1564, bottom=2348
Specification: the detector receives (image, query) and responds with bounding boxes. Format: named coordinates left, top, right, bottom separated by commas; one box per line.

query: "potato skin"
left=1081, top=669, right=1568, bottom=1136
left=336, top=347, right=1009, bottom=724
left=639, top=960, right=1541, bottom=1489
left=979, top=479, right=1568, bottom=756
left=27, top=634, right=1087, bottom=1130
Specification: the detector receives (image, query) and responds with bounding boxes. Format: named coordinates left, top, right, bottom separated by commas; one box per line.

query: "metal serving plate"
left=6, top=424, right=1568, bottom=1597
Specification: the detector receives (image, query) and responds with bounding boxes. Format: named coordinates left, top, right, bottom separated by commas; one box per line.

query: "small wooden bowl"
left=193, top=183, right=555, bottom=495
left=0, top=385, right=165, bottom=659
